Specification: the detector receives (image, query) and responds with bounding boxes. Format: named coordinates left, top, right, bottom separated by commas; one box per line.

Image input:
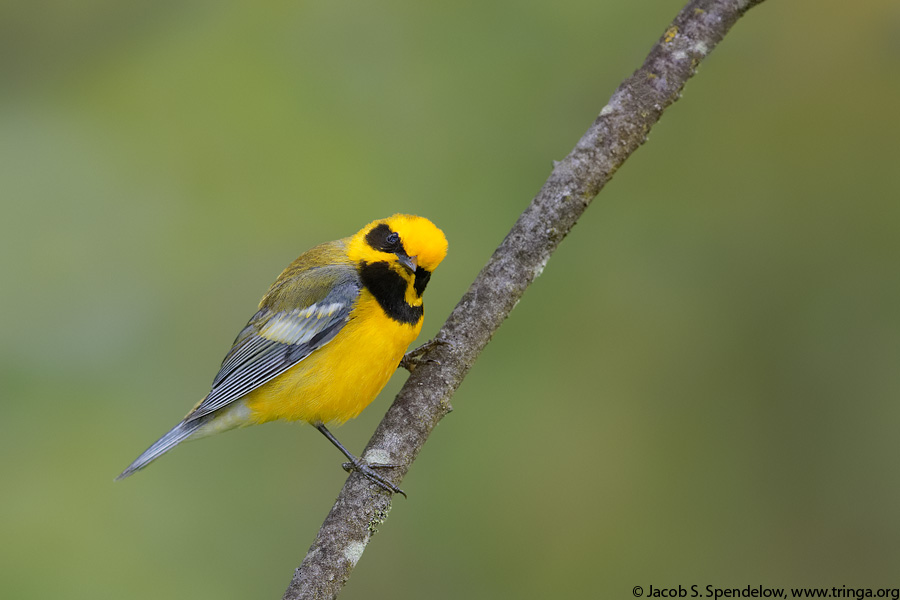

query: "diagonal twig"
left=282, top=1, right=767, bottom=598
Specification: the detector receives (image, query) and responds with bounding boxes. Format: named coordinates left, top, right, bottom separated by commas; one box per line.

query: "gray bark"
left=283, top=1, right=767, bottom=598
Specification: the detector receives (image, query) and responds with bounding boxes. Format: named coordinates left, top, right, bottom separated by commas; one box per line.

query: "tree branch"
left=282, top=0, right=766, bottom=597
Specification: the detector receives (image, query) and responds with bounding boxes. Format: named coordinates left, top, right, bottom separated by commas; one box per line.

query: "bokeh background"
left=3, top=1, right=900, bottom=598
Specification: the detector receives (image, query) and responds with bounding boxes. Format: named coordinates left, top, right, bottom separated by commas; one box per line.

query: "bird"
left=116, top=214, right=448, bottom=496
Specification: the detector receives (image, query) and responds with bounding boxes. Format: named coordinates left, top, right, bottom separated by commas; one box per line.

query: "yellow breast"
left=242, top=291, right=422, bottom=425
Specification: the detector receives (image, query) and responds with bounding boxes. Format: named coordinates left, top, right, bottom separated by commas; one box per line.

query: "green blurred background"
left=3, top=0, right=900, bottom=598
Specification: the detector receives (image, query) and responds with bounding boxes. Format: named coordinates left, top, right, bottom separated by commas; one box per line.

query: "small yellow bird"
left=117, top=214, right=447, bottom=495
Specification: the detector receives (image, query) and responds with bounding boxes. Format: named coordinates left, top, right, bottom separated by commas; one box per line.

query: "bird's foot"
left=315, top=423, right=406, bottom=497
left=399, top=337, right=449, bottom=372
left=342, top=457, right=406, bottom=498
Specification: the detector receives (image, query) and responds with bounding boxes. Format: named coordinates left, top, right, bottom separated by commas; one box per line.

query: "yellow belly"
left=242, top=293, right=422, bottom=425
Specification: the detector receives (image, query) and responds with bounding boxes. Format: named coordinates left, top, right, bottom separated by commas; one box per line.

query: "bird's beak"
left=397, top=254, right=418, bottom=273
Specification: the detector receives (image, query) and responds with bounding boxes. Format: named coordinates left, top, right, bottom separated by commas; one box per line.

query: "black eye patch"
left=365, top=223, right=406, bottom=255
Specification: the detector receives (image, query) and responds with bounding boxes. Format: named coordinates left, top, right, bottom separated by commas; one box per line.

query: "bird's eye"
left=365, top=223, right=404, bottom=253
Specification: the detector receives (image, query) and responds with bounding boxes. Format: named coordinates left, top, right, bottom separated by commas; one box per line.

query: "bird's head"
left=348, top=214, right=448, bottom=296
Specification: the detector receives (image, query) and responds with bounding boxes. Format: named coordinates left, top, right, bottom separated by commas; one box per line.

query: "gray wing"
left=185, top=275, right=360, bottom=421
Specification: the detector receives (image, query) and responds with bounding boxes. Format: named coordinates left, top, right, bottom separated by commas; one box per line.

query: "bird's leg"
left=399, top=337, right=449, bottom=372
left=315, top=424, right=406, bottom=498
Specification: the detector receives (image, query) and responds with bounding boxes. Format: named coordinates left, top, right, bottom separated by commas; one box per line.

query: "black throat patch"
left=358, top=261, right=423, bottom=325
left=413, top=268, right=431, bottom=296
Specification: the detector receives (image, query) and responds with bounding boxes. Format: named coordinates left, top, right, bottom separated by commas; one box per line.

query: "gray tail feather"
left=115, top=418, right=205, bottom=480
